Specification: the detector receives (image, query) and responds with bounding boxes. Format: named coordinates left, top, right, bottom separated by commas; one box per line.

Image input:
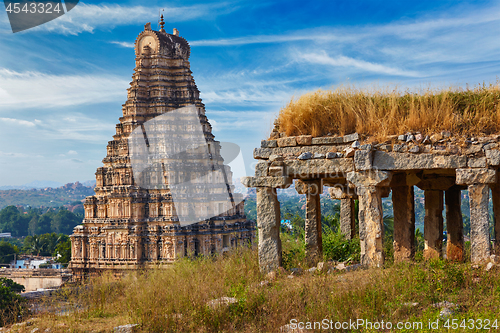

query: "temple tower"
left=69, top=20, right=254, bottom=277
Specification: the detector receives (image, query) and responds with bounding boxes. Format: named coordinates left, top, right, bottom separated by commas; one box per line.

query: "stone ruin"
left=243, top=130, right=500, bottom=273
left=69, top=21, right=254, bottom=278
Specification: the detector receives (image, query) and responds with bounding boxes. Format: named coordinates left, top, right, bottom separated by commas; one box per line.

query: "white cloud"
left=0, top=68, right=129, bottom=109
left=0, top=151, right=29, bottom=158
left=110, top=41, right=135, bottom=48
left=29, top=2, right=237, bottom=35
left=295, top=51, right=421, bottom=77
left=0, top=117, right=39, bottom=127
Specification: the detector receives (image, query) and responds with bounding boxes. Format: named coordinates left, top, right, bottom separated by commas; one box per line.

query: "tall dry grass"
left=275, top=83, right=500, bottom=140
left=23, top=244, right=500, bottom=333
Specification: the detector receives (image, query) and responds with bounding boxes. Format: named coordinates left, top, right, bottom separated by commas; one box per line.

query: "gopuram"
left=243, top=123, right=500, bottom=273
left=70, top=19, right=254, bottom=277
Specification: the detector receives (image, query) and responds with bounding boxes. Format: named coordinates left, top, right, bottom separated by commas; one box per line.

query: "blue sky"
left=0, top=0, right=500, bottom=186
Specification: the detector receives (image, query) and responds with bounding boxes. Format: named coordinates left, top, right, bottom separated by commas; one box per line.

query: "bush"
left=322, top=226, right=360, bottom=263
left=0, top=278, right=26, bottom=326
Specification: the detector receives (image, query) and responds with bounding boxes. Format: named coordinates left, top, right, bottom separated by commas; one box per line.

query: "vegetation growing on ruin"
left=275, top=83, right=500, bottom=139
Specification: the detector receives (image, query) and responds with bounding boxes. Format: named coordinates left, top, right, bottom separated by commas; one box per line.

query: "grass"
left=6, top=239, right=500, bottom=333
left=275, top=83, right=500, bottom=140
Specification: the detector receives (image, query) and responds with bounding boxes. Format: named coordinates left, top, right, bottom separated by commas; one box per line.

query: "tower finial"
left=159, top=14, right=165, bottom=33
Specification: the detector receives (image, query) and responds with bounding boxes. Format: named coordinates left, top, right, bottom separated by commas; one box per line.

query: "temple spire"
left=159, top=14, right=165, bottom=33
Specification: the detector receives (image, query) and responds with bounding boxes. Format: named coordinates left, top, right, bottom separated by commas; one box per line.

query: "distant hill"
left=0, top=182, right=95, bottom=209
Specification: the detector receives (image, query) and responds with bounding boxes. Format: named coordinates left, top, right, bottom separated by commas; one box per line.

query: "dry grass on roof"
left=274, top=83, right=500, bottom=140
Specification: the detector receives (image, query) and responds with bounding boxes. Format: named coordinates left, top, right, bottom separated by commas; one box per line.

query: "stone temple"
left=243, top=130, right=500, bottom=273
left=70, top=20, right=254, bottom=277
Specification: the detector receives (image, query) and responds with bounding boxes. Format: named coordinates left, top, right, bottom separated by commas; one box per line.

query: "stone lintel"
left=468, top=184, right=491, bottom=263
left=286, top=159, right=354, bottom=178
left=256, top=187, right=282, bottom=273
left=295, top=179, right=323, bottom=195
left=456, top=168, right=496, bottom=185
left=372, top=151, right=467, bottom=171
left=277, top=137, right=297, bottom=147
left=241, top=176, right=292, bottom=188
left=347, top=170, right=392, bottom=188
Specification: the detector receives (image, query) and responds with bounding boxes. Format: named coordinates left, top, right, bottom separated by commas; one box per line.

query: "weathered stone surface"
left=326, top=152, right=337, bottom=159
left=465, top=145, right=482, bottom=155
left=344, top=147, right=355, bottom=157
left=286, top=159, right=354, bottom=179
left=241, top=176, right=292, bottom=188
left=311, top=136, right=344, bottom=145
left=304, top=180, right=322, bottom=266
left=298, top=152, right=313, bottom=160
left=255, top=161, right=270, bottom=177
left=328, top=186, right=357, bottom=199
left=351, top=140, right=361, bottom=148
left=340, top=197, right=356, bottom=239
left=446, top=187, right=464, bottom=261
left=277, top=137, right=297, bottom=147
left=354, top=150, right=373, bottom=171
left=486, top=149, right=500, bottom=166
left=296, top=135, right=312, bottom=146
left=469, top=184, right=491, bottom=263
left=313, top=153, right=325, bottom=159
left=416, top=176, right=455, bottom=191
left=483, top=142, right=498, bottom=150
left=295, top=179, right=323, bottom=195
left=408, top=146, right=420, bottom=153
left=398, top=134, right=407, bottom=141
left=456, top=168, right=496, bottom=185
left=424, top=190, right=443, bottom=260
left=430, top=133, right=443, bottom=143
left=261, top=140, right=278, bottom=148
left=256, top=187, right=282, bottom=273
left=372, top=151, right=467, bottom=170
left=360, top=144, right=372, bottom=150
left=347, top=170, right=392, bottom=187
left=393, top=185, right=415, bottom=262
left=343, top=133, right=360, bottom=143
left=358, top=186, right=384, bottom=267
left=268, top=166, right=285, bottom=177
left=491, top=184, right=500, bottom=256
left=468, top=157, right=487, bottom=168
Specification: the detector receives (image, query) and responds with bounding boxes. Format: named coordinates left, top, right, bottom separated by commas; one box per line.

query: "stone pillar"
left=256, top=187, right=282, bottom=273
left=340, top=198, right=356, bottom=239
left=468, top=184, right=491, bottom=262
left=297, top=179, right=323, bottom=266
left=456, top=168, right=496, bottom=263
left=329, top=186, right=356, bottom=239
left=392, top=185, right=415, bottom=262
left=305, top=183, right=322, bottom=266
left=491, top=184, right=500, bottom=255
left=423, top=190, right=443, bottom=260
left=445, top=186, right=464, bottom=261
left=347, top=171, right=392, bottom=267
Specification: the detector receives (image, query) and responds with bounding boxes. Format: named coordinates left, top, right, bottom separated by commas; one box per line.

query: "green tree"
left=0, top=241, right=18, bottom=265
left=0, top=206, right=29, bottom=237
left=0, top=277, right=26, bottom=326
left=51, top=209, right=80, bottom=234
left=54, top=239, right=72, bottom=264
